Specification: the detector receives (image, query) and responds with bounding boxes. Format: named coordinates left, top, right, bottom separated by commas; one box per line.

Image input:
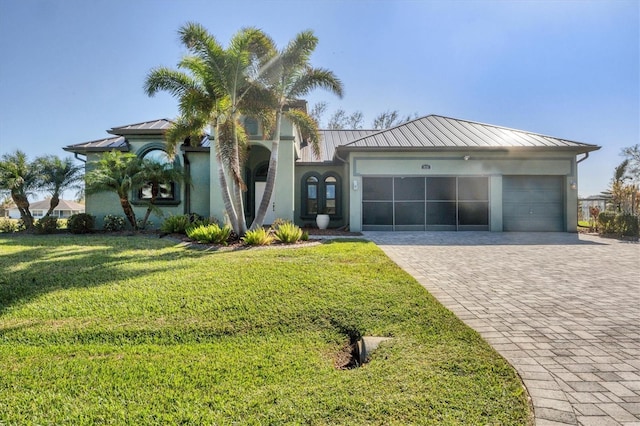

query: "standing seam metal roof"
left=340, top=115, right=599, bottom=151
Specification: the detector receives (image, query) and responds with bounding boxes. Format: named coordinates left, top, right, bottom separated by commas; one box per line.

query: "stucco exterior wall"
left=185, top=151, right=210, bottom=218
left=208, top=135, right=297, bottom=226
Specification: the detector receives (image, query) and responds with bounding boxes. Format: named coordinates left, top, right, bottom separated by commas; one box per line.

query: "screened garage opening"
left=503, top=176, right=565, bottom=232
left=362, top=176, right=489, bottom=231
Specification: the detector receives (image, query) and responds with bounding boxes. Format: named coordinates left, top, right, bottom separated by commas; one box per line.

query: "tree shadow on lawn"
left=0, top=234, right=209, bottom=317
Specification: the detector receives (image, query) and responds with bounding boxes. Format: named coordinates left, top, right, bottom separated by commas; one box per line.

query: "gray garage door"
left=362, top=176, right=489, bottom=231
left=503, top=176, right=564, bottom=232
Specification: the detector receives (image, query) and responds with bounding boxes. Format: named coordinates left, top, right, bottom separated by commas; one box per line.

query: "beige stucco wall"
left=346, top=151, right=579, bottom=232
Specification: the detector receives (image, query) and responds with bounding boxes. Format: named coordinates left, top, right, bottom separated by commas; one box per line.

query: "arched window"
left=134, top=147, right=180, bottom=205
left=306, top=175, right=319, bottom=215
left=301, top=172, right=341, bottom=218
left=243, top=117, right=260, bottom=136
left=324, top=176, right=337, bottom=215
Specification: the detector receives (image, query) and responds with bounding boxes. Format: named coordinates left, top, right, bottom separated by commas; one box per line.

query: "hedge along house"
left=65, top=114, right=600, bottom=232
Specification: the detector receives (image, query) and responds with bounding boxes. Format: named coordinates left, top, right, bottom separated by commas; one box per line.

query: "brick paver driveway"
left=364, top=232, right=640, bottom=426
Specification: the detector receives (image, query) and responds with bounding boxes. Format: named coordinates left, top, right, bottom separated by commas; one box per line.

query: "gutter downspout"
left=73, top=153, right=86, bottom=163
left=577, top=152, right=589, bottom=164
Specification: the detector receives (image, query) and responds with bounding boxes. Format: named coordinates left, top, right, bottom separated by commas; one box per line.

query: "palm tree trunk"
left=251, top=110, right=281, bottom=230
left=44, top=193, right=60, bottom=219
left=12, top=193, right=34, bottom=231
left=141, top=187, right=158, bottom=229
left=212, top=123, right=240, bottom=233
left=119, top=196, right=137, bottom=230
left=231, top=117, right=247, bottom=235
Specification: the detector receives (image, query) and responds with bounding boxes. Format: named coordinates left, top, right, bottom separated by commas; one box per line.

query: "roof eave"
left=335, top=144, right=601, bottom=155
left=63, top=146, right=129, bottom=154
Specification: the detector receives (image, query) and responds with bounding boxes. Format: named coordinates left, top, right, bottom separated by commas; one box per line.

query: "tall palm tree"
left=35, top=155, right=83, bottom=219
left=145, top=22, right=276, bottom=235
left=84, top=150, right=144, bottom=230
left=0, top=151, right=39, bottom=231
left=251, top=30, right=343, bottom=229
left=138, top=158, right=187, bottom=228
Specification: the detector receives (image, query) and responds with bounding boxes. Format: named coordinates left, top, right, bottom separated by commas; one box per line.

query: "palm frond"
left=288, top=67, right=343, bottom=99
left=285, top=109, right=322, bottom=159
left=144, top=67, right=200, bottom=98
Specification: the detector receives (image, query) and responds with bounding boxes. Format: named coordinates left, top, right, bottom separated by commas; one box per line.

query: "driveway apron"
left=363, top=232, right=640, bottom=426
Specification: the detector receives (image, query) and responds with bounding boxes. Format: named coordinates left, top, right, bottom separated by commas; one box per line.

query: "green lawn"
left=0, top=235, right=532, bottom=425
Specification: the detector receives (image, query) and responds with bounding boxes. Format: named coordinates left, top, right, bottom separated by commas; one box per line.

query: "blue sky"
left=0, top=0, right=637, bottom=197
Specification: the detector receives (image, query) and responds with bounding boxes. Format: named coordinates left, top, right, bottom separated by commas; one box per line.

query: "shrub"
left=598, top=211, right=616, bottom=234
left=161, top=214, right=217, bottom=235
left=34, top=216, right=59, bottom=234
left=67, top=213, right=95, bottom=234
left=271, top=217, right=289, bottom=229
left=186, top=223, right=232, bottom=245
left=242, top=227, right=274, bottom=246
left=161, top=214, right=191, bottom=234
left=0, top=218, right=18, bottom=233
left=614, top=213, right=639, bottom=237
left=301, top=230, right=309, bottom=241
left=103, top=215, right=126, bottom=232
left=274, top=222, right=303, bottom=244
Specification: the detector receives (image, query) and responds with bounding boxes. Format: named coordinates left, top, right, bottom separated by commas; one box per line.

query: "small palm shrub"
left=242, top=227, right=274, bottom=246
left=274, top=222, right=303, bottom=244
left=103, top=215, right=126, bottom=232
left=186, top=223, right=232, bottom=245
left=161, top=214, right=217, bottom=235
left=34, top=216, right=59, bottom=234
left=161, top=214, right=191, bottom=234
left=301, top=230, right=309, bottom=241
left=0, top=218, right=18, bottom=233
left=67, top=213, right=95, bottom=234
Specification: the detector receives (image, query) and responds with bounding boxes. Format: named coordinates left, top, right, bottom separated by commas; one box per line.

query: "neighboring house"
left=64, top=113, right=600, bottom=232
left=7, top=198, right=85, bottom=219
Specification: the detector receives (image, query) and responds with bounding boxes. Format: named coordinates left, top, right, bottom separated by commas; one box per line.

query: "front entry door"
left=255, top=181, right=276, bottom=225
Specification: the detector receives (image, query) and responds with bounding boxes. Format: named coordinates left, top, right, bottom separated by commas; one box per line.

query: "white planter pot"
left=316, top=214, right=330, bottom=229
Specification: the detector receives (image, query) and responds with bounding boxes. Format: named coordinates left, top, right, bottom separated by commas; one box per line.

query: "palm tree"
left=251, top=30, right=343, bottom=229
left=84, top=150, right=144, bottom=230
left=0, top=151, right=39, bottom=231
left=138, top=158, right=187, bottom=228
left=35, top=155, right=83, bottom=219
left=609, top=160, right=632, bottom=212
left=145, top=22, right=276, bottom=235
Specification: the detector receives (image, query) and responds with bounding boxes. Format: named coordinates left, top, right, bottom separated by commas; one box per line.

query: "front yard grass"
left=0, top=235, right=531, bottom=425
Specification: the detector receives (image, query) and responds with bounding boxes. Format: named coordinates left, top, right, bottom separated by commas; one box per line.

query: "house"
left=7, top=198, right=85, bottom=219
left=64, top=113, right=600, bottom=232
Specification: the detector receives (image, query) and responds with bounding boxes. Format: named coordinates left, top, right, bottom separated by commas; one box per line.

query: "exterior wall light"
left=570, top=181, right=577, bottom=190
left=463, top=155, right=470, bottom=161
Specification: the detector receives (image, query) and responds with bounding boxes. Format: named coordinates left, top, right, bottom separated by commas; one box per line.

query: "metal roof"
left=338, top=115, right=600, bottom=152
left=63, top=136, right=127, bottom=154
left=64, top=119, right=212, bottom=154
left=299, top=129, right=378, bottom=163
left=107, top=118, right=174, bottom=135
left=65, top=114, right=600, bottom=159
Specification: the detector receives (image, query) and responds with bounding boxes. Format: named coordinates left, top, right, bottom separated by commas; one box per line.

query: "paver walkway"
left=363, top=232, right=640, bottom=426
